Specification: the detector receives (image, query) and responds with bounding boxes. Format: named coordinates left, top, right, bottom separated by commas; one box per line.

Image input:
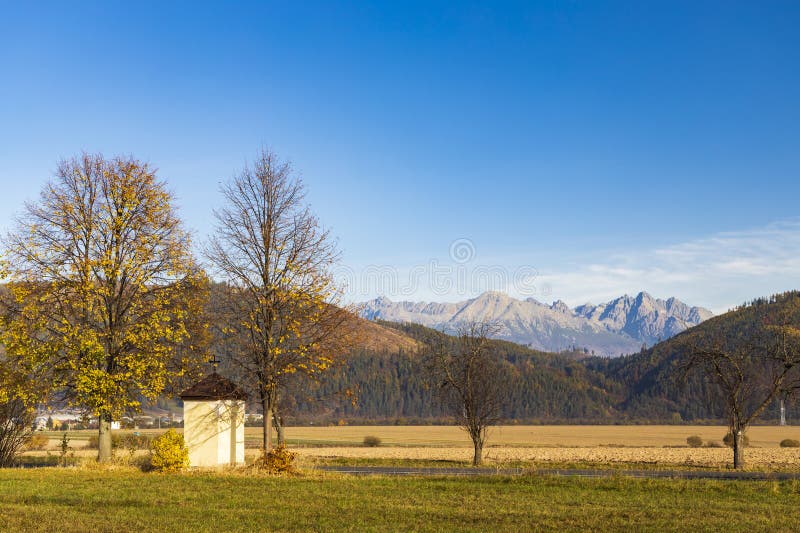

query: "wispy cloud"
left=532, top=219, right=800, bottom=313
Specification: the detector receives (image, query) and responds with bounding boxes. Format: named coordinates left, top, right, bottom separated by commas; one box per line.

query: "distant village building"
left=33, top=410, right=84, bottom=431
left=180, top=373, right=248, bottom=468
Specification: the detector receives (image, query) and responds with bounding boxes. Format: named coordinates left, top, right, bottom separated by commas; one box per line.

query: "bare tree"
left=206, top=149, right=355, bottom=452
left=426, top=322, right=508, bottom=466
left=0, top=400, right=35, bottom=467
left=0, top=298, right=52, bottom=466
left=683, top=293, right=800, bottom=469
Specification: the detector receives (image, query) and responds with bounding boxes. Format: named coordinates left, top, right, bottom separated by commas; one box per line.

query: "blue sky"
left=1, top=1, right=799, bottom=312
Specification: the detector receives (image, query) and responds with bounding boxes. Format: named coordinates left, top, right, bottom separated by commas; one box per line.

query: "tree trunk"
left=273, top=410, right=285, bottom=446
left=472, top=436, right=484, bottom=466
left=732, top=428, right=745, bottom=469
left=98, top=413, right=112, bottom=463
left=780, top=397, right=787, bottom=426
left=261, top=394, right=273, bottom=452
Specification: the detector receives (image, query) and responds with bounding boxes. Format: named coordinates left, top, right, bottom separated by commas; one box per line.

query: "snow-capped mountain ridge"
left=360, top=291, right=713, bottom=357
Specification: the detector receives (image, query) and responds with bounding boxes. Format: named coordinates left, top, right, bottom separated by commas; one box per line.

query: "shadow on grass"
left=12, top=455, right=78, bottom=468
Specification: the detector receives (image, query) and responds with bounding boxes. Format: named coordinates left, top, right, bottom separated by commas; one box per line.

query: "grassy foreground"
left=2, top=469, right=800, bottom=532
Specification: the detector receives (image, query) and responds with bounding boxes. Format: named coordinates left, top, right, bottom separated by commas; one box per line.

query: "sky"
left=1, top=1, right=799, bottom=313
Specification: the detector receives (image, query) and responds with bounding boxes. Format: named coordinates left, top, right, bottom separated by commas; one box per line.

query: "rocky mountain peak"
left=359, top=290, right=713, bottom=357
left=550, top=300, right=573, bottom=314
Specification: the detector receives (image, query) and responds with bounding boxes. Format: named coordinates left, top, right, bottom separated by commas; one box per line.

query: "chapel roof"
left=179, top=372, right=248, bottom=401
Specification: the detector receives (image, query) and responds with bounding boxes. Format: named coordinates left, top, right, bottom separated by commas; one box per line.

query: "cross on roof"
left=209, top=354, right=220, bottom=372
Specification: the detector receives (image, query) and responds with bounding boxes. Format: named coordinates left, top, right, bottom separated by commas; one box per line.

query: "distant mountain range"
left=360, top=291, right=713, bottom=357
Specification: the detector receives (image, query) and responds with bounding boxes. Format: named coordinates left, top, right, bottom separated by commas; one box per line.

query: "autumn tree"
left=206, top=149, right=354, bottom=451
left=426, top=322, right=508, bottom=466
left=683, top=293, right=800, bottom=469
left=1, top=153, right=207, bottom=462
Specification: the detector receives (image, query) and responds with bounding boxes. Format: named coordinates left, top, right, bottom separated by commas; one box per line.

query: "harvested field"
left=246, top=424, right=800, bottom=448
left=38, top=425, right=800, bottom=449
left=28, top=425, right=800, bottom=469
left=277, top=425, right=800, bottom=469
left=296, top=446, right=800, bottom=469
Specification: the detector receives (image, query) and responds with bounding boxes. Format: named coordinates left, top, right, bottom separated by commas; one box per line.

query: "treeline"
left=268, top=322, right=623, bottom=424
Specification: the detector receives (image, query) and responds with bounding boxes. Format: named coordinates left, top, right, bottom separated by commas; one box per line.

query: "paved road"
left=319, top=465, right=800, bottom=481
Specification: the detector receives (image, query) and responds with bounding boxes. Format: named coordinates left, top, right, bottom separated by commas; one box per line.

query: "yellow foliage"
left=149, top=429, right=189, bottom=473
left=254, top=444, right=297, bottom=475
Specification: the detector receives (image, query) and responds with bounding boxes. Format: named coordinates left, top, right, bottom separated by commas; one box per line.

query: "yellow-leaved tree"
left=1, top=153, right=207, bottom=462
left=206, top=149, right=357, bottom=452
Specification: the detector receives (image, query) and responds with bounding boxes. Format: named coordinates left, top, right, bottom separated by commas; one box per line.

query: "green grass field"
left=1, top=468, right=799, bottom=532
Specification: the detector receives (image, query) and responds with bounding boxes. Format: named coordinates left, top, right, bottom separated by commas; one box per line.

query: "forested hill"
left=285, top=321, right=625, bottom=423
left=282, top=293, right=800, bottom=424
left=584, top=291, right=800, bottom=423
